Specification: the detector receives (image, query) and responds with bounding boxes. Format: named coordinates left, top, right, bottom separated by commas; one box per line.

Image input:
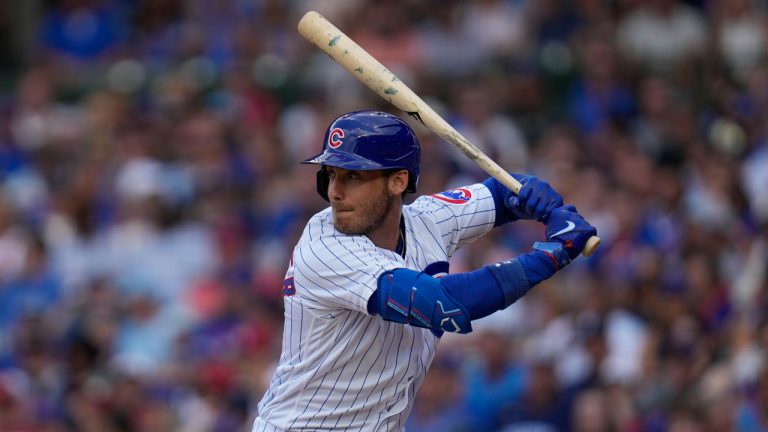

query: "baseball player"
left=253, top=111, right=596, bottom=431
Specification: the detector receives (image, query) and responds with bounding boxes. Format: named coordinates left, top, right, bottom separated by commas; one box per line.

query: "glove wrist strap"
left=533, top=241, right=571, bottom=270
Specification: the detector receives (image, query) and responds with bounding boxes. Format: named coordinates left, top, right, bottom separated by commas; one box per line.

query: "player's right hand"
left=505, top=174, right=563, bottom=223
left=545, top=205, right=597, bottom=260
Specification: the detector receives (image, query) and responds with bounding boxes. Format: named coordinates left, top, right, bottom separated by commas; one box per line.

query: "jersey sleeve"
left=409, top=182, right=497, bottom=257
left=292, top=214, right=402, bottom=313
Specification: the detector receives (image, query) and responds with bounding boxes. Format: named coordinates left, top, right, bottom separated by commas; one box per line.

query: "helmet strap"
left=316, top=168, right=330, bottom=201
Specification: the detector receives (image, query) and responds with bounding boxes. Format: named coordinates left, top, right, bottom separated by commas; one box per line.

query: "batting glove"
left=538, top=205, right=597, bottom=262
left=505, top=174, right=564, bottom=223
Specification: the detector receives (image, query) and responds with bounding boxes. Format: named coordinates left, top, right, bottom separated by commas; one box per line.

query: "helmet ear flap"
left=316, top=168, right=330, bottom=201
left=406, top=172, right=418, bottom=194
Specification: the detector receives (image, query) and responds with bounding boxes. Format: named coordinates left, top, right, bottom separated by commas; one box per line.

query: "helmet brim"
left=301, top=149, right=389, bottom=171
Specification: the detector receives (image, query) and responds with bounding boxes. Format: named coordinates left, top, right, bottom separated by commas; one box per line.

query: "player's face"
left=326, top=167, right=397, bottom=235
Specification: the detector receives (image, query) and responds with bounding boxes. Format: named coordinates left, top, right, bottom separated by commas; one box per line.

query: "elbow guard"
left=372, top=268, right=473, bottom=336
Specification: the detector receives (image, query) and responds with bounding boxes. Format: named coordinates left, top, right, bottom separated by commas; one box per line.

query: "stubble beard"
left=333, top=185, right=392, bottom=236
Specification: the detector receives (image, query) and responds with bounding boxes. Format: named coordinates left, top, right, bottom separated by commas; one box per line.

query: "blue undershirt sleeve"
left=482, top=177, right=512, bottom=227
left=439, top=268, right=506, bottom=320
left=441, top=250, right=559, bottom=320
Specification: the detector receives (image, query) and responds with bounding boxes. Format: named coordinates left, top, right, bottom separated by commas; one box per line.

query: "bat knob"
left=582, top=236, right=601, bottom=257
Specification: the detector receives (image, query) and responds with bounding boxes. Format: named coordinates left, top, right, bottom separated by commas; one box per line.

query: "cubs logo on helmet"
left=431, top=188, right=473, bottom=204
left=328, top=128, right=344, bottom=148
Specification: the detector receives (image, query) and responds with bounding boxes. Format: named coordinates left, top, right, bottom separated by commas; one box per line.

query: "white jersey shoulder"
left=406, top=182, right=497, bottom=258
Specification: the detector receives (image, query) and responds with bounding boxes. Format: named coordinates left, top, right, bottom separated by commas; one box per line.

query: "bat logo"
left=431, top=188, right=472, bottom=204
left=328, top=128, right=345, bottom=148
left=406, top=111, right=424, bottom=125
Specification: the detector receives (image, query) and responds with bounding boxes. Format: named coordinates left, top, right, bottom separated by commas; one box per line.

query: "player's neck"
left=366, top=205, right=403, bottom=254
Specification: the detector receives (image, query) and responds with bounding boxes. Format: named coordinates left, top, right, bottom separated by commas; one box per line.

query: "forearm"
left=367, top=248, right=562, bottom=333
left=441, top=249, right=558, bottom=320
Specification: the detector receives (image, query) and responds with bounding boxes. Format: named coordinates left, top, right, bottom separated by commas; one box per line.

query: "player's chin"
left=334, top=223, right=364, bottom=235
left=332, top=212, right=363, bottom=234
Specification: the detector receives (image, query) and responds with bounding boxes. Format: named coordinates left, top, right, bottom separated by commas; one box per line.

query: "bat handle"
left=497, top=171, right=601, bottom=258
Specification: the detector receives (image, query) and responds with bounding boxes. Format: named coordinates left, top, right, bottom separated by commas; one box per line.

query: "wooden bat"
left=297, top=11, right=600, bottom=257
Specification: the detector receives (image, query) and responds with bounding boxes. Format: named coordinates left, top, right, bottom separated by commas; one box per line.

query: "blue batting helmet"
left=302, top=111, right=421, bottom=201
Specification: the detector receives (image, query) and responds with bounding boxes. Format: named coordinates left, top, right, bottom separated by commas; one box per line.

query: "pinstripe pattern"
left=254, top=183, right=495, bottom=431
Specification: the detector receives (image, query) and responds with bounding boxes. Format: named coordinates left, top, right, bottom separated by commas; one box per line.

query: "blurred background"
left=0, top=0, right=766, bottom=431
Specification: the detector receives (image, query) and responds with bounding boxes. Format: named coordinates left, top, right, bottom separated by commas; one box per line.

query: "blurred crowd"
left=0, top=0, right=766, bottom=431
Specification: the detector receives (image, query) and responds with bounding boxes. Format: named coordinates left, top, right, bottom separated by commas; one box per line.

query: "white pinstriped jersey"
left=254, top=182, right=497, bottom=432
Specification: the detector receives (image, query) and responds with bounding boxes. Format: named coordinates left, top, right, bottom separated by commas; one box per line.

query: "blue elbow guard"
left=374, top=268, right=473, bottom=335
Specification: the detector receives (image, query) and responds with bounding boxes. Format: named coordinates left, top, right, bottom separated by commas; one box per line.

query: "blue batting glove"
left=543, top=205, right=597, bottom=260
left=505, top=174, right=564, bottom=223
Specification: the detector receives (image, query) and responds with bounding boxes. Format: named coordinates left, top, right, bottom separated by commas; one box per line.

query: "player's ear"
left=388, top=169, right=409, bottom=195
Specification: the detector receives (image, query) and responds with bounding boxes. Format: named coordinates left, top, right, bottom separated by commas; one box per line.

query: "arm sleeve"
left=440, top=257, right=536, bottom=320
left=482, top=176, right=513, bottom=227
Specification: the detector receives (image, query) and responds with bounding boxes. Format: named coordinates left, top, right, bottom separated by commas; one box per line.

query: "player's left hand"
left=545, top=204, right=597, bottom=260
left=505, top=174, right=563, bottom=223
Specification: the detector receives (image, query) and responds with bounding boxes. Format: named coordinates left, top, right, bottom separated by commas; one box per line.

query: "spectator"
left=616, top=0, right=708, bottom=74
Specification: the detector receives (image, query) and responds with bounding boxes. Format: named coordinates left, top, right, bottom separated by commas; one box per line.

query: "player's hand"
left=545, top=205, right=597, bottom=260
left=505, top=174, right=563, bottom=223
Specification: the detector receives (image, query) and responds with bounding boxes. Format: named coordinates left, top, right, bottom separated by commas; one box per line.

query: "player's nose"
left=328, top=177, right=344, bottom=201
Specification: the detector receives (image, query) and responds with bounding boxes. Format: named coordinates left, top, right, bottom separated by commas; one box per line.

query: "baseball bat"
left=297, top=11, right=600, bottom=257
